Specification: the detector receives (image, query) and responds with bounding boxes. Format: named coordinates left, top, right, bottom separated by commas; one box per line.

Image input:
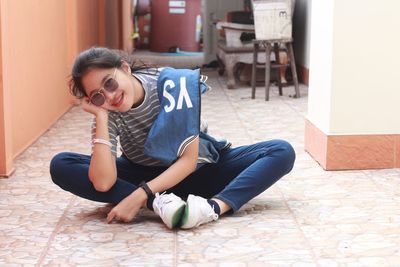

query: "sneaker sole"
left=171, top=203, right=186, bottom=229
left=181, top=202, right=190, bottom=228
left=180, top=195, right=196, bottom=229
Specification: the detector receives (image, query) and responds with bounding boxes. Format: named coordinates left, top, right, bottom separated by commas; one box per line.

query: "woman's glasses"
left=89, top=68, right=118, bottom=106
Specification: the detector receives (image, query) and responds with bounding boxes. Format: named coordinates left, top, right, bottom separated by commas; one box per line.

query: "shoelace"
left=153, top=192, right=175, bottom=217
left=195, top=204, right=219, bottom=227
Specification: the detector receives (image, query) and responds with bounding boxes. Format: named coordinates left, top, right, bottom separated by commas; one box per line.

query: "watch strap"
left=139, top=181, right=153, bottom=198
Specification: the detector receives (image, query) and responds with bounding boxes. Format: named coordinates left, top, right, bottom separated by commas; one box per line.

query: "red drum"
left=150, top=0, right=201, bottom=52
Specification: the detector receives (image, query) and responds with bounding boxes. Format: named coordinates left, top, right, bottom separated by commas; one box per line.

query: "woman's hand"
left=106, top=188, right=148, bottom=223
left=80, top=97, right=108, bottom=117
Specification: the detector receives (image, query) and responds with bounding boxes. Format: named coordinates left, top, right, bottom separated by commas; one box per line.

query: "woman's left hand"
left=106, top=189, right=147, bottom=223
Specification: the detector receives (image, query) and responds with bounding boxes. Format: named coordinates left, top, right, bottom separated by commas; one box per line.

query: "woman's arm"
left=147, top=136, right=199, bottom=193
left=89, top=111, right=117, bottom=191
left=81, top=99, right=117, bottom=192
left=107, top=137, right=199, bottom=223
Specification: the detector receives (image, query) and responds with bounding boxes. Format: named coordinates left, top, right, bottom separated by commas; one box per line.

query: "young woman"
left=50, top=47, right=295, bottom=229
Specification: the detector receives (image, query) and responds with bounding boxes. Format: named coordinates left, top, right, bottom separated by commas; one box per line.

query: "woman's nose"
left=102, top=89, right=116, bottom=101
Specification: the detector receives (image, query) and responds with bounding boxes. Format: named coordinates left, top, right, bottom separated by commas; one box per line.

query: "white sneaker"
left=153, top=192, right=186, bottom=229
left=181, top=194, right=219, bottom=229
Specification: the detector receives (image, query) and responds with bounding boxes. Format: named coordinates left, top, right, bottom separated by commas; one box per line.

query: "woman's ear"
left=120, top=60, right=131, bottom=74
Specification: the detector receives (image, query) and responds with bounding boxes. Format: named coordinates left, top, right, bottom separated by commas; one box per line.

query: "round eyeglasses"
left=89, top=68, right=118, bottom=106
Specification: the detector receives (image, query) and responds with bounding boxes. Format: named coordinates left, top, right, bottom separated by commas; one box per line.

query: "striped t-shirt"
left=91, top=68, right=167, bottom=166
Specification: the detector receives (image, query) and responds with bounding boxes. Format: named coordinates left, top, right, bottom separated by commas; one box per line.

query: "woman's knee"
left=50, top=152, right=86, bottom=186
left=50, top=152, right=69, bottom=185
left=271, top=139, right=296, bottom=170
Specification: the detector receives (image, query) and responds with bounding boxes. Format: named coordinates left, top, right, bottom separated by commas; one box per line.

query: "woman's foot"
left=152, top=192, right=186, bottom=229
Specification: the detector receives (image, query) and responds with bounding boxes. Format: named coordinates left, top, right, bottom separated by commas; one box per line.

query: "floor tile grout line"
left=217, top=78, right=255, bottom=144
left=219, top=79, right=319, bottom=264
left=277, top=188, right=321, bottom=267
left=362, top=170, right=399, bottom=200
left=173, top=230, right=178, bottom=267
left=275, top=85, right=308, bottom=120
left=220, top=81, right=306, bottom=143
left=36, top=196, right=76, bottom=267
left=220, top=79, right=320, bottom=264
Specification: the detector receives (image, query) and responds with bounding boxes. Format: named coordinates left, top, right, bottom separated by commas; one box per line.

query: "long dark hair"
left=69, top=47, right=156, bottom=98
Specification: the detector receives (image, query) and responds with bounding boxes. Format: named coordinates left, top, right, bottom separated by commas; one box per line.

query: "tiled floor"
left=1, top=70, right=400, bottom=266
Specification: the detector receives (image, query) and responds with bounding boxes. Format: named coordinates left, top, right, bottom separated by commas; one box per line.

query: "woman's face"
left=81, top=65, right=135, bottom=112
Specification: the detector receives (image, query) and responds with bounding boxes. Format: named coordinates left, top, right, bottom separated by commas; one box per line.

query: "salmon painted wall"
left=0, top=0, right=101, bottom=176
left=122, top=0, right=134, bottom=52
left=0, top=4, right=13, bottom=175
left=105, top=0, right=121, bottom=49
left=1, top=0, right=70, bottom=162
left=76, top=0, right=100, bottom=52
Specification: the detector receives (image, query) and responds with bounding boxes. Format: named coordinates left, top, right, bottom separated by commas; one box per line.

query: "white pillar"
left=305, top=0, right=400, bottom=170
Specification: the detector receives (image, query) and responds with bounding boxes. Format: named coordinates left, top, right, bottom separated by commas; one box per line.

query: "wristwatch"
left=139, top=181, right=153, bottom=198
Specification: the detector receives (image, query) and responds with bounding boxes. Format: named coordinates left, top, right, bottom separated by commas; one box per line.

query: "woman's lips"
left=112, top=93, right=124, bottom=108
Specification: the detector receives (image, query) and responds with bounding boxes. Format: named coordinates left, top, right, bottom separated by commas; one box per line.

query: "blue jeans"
left=50, top=140, right=295, bottom=212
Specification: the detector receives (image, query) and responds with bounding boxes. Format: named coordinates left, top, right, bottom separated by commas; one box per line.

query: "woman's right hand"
left=80, top=97, right=108, bottom=117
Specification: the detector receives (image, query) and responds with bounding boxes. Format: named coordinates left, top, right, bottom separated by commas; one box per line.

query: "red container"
left=150, top=0, right=201, bottom=52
